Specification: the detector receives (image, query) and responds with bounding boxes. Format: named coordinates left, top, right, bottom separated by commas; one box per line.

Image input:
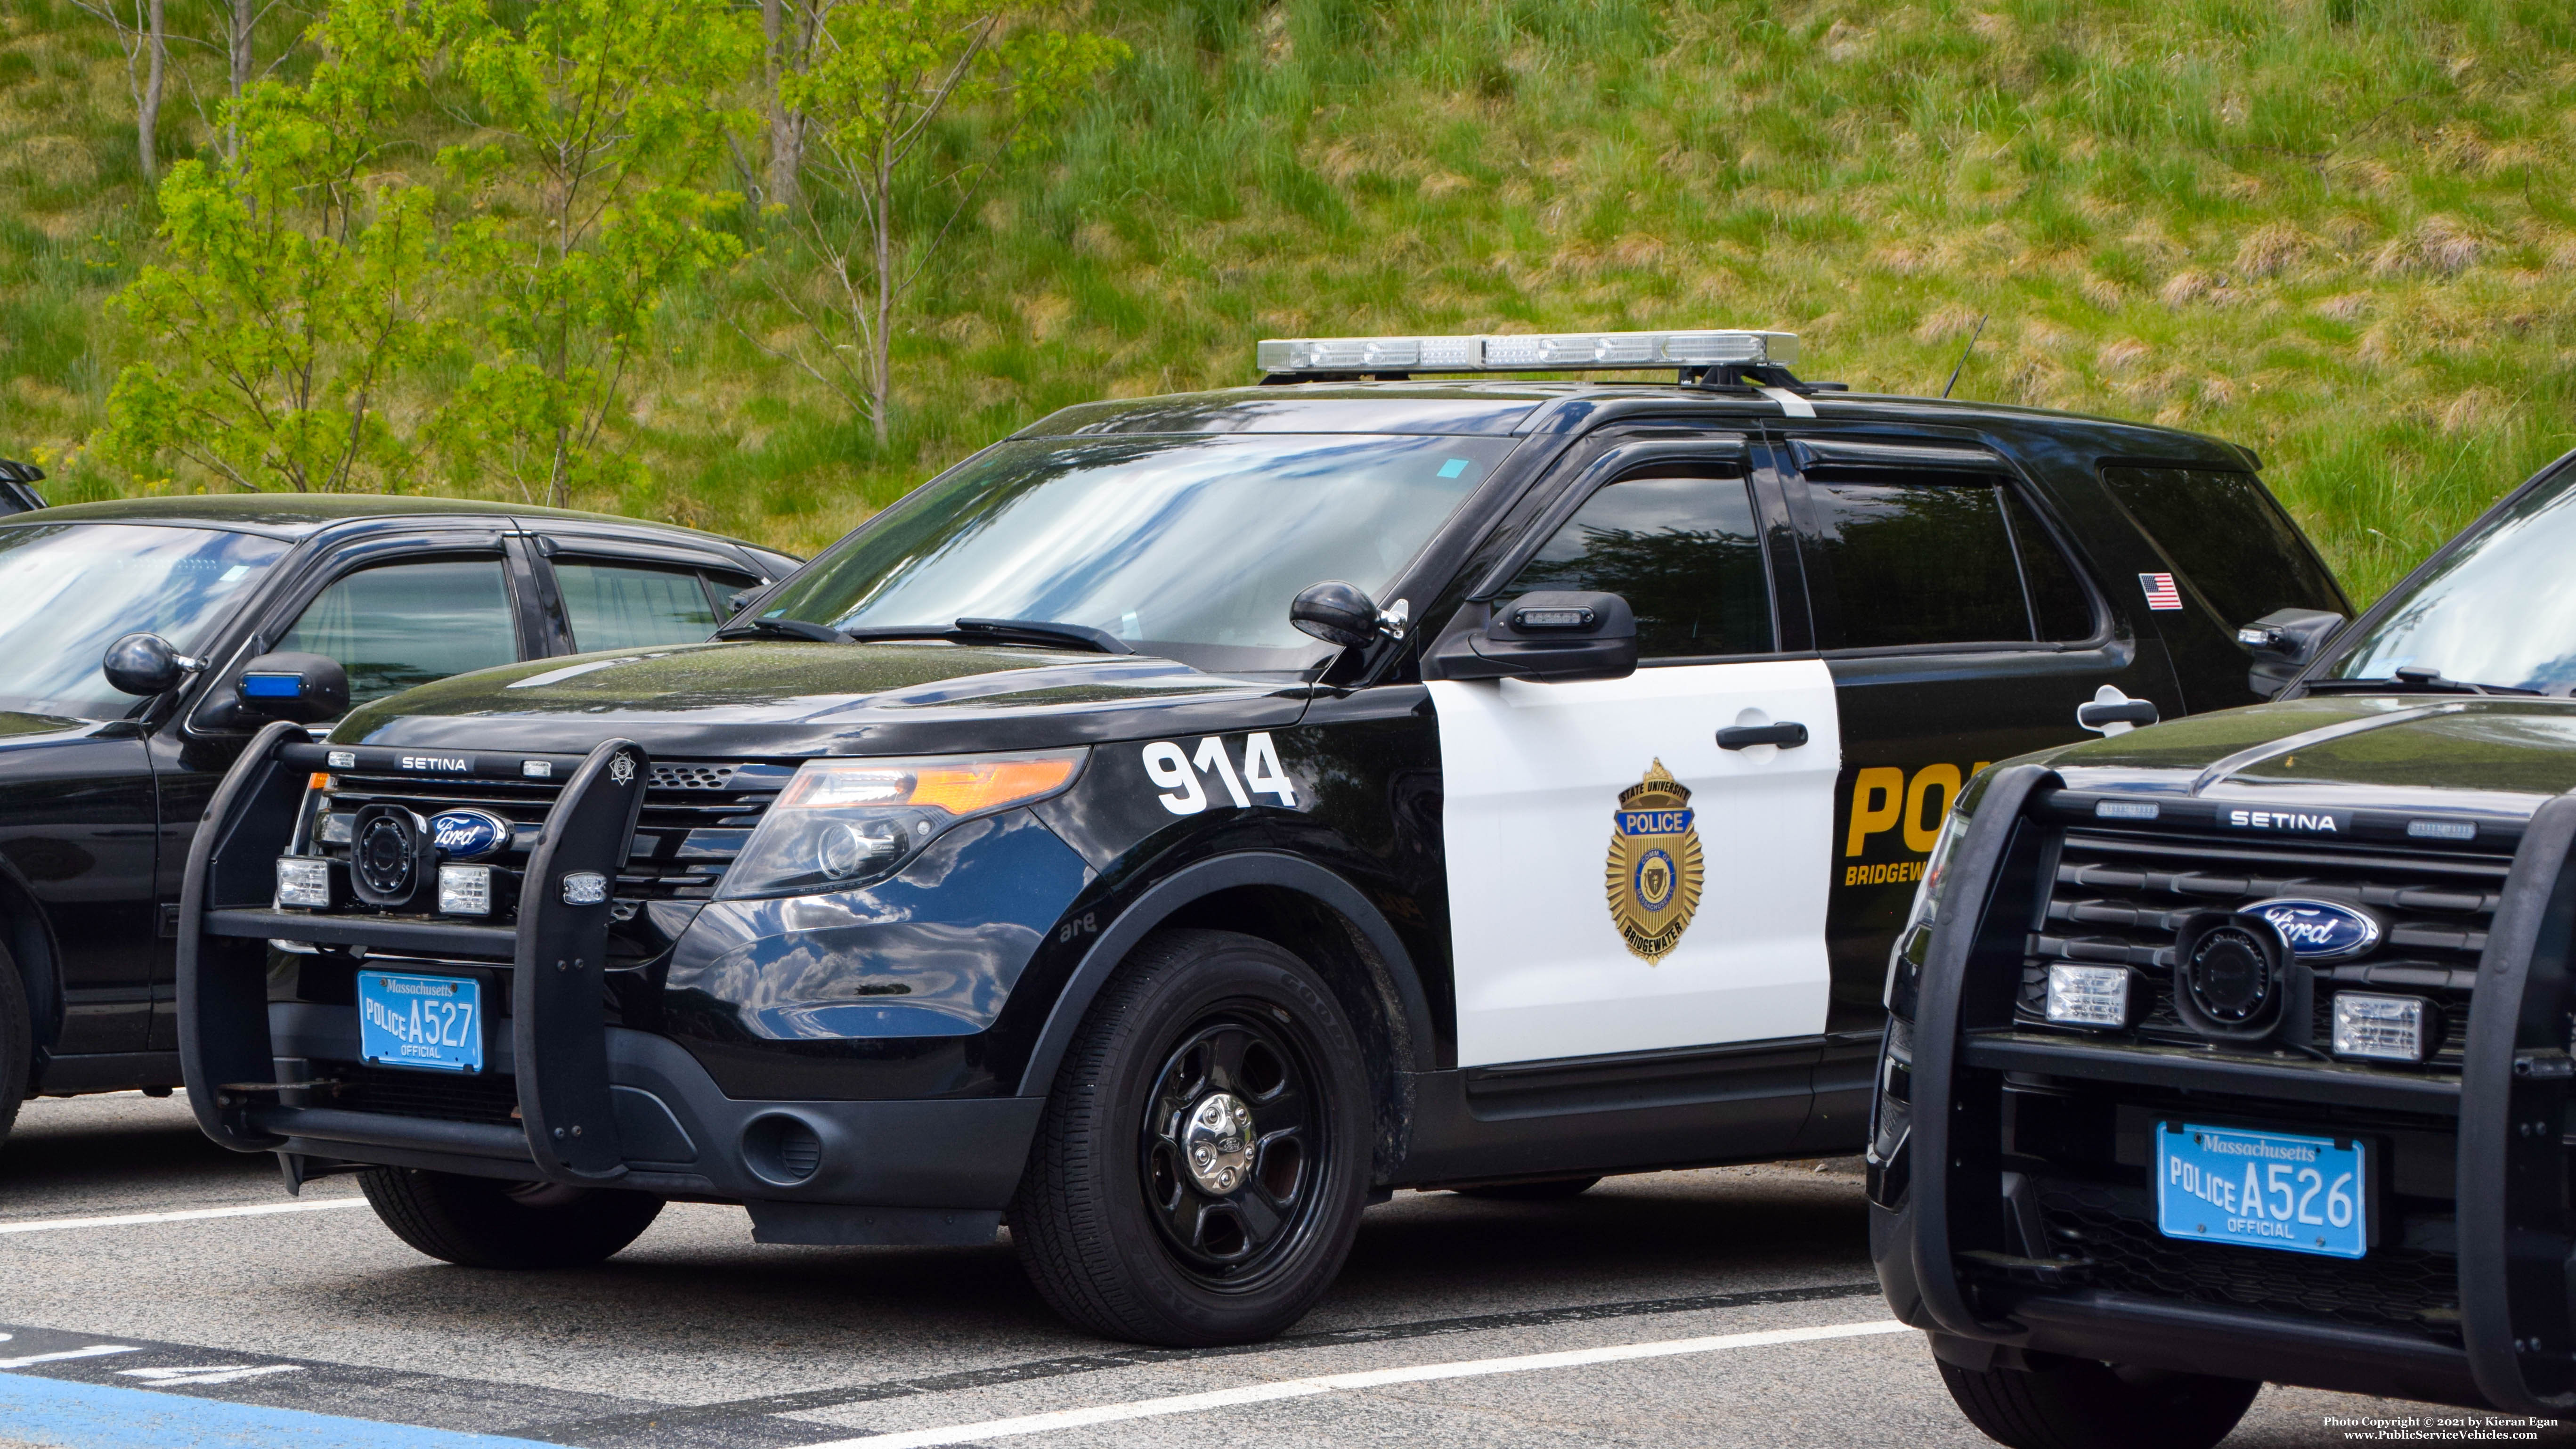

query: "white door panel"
left=1432, top=659, right=1842, bottom=1067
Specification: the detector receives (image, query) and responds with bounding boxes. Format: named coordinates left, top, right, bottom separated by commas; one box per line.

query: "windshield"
left=759, top=433, right=1510, bottom=671
left=2323, top=468, right=2576, bottom=692
left=0, top=523, right=287, bottom=719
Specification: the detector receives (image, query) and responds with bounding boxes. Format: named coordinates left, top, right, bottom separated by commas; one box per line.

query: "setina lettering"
left=2225, top=808, right=2341, bottom=833
left=399, top=755, right=471, bottom=773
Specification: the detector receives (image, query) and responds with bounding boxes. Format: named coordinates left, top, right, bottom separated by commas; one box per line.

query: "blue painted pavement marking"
left=0, top=1369, right=566, bottom=1449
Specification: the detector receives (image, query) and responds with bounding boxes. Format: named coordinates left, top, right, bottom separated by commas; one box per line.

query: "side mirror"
left=0, top=457, right=44, bottom=516
left=2238, top=608, right=2346, bottom=699
left=1430, top=591, right=1639, bottom=683
left=232, top=652, right=350, bottom=724
left=102, top=632, right=203, bottom=697
left=1290, top=580, right=1408, bottom=650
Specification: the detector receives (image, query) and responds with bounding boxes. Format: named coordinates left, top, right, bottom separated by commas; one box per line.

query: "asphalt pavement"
left=0, top=1092, right=2559, bottom=1448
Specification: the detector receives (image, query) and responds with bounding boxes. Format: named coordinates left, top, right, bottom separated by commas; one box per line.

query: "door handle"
left=1717, top=722, right=1809, bottom=750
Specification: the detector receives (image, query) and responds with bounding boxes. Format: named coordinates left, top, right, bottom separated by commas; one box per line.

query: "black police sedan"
left=0, top=495, right=794, bottom=1146
left=177, top=329, right=2346, bottom=1348
left=1874, top=444, right=2576, bottom=1443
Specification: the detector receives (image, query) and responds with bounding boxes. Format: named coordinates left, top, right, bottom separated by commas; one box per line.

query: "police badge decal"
left=1606, top=759, right=1705, bottom=962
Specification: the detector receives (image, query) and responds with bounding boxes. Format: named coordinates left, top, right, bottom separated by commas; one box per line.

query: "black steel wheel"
left=1014, top=928, right=1372, bottom=1346
left=1138, top=1010, right=1327, bottom=1287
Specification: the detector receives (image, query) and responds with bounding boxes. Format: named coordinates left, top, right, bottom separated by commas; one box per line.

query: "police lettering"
left=1839, top=761, right=1988, bottom=888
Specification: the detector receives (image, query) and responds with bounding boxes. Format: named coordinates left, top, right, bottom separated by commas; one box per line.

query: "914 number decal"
left=1141, top=733, right=1300, bottom=814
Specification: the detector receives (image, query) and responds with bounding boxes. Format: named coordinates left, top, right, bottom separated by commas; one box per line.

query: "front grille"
left=2018, top=827, right=2507, bottom=1071
left=2037, top=1180, right=2461, bottom=1344
left=304, top=759, right=794, bottom=918
left=317, top=1063, right=522, bottom=1127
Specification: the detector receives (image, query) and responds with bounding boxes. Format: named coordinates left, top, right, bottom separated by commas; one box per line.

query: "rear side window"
left=281, top=557, right=518, bottom=706
left=555, top=561, right=721, bottom=651
left=2099, top=467, right=2343, bottom=628
left=2004, top=489, right=2096, bottom=642
left=1503, top=471, right=1774, bottom=659
left=1806, top=475, right=2074, bottom=649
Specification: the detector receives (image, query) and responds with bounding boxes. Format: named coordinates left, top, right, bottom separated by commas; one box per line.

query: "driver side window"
left=279, top=557, right=518, bottom=708
left=1503, top=471, right=1776, bottom=659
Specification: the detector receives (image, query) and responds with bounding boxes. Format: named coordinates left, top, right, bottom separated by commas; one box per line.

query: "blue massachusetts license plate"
left=356, top=971, right=484, bottom=1074
left=2157, top=1122, right=2365, bottom=1259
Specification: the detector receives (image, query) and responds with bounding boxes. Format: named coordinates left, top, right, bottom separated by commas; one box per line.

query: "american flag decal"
left=2139, top=572, right=2183, bottom=611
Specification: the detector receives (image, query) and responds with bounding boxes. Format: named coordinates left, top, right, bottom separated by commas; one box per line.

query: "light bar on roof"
left=1256, top=329, right=1798, bottom=376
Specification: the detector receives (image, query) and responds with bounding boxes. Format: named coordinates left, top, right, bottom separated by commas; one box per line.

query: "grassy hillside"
left=5, top=0, right=2575, bottom=600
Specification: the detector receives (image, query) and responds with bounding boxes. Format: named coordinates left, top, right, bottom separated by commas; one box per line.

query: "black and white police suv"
left=179, top=329, right=2344, bottom=1347
left=1873, top=447, right=2576, bottom=1445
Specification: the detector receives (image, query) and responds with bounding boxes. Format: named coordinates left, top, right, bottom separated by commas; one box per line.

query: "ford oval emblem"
left=2248, top=898, right=2381, bottom=962
left=429, top=809, right=513, bottom=861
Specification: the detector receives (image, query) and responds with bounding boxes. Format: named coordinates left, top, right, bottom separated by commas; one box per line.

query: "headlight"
left=717, top=750, right=1087, bottom=899
left=1884, top=807, right=1971, bottom=1013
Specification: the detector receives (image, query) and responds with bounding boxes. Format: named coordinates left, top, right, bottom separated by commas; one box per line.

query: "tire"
left=358, top=1167, right=664, bottom=1269
left=0, top=940, right=29, bottom=1152
left=1013, top=928, right=1373, bottom=1347
left=1937, top=1352, right=2259, bottom=1449
left=1455, top=1176, right=1601, bottom=1201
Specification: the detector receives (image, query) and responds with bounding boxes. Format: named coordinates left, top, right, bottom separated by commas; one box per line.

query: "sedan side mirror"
left=2238, top=608, right=2346, bottom=699
left=102, top=632, right=204, bottom=697
left=231, top=651, right=350, bottom=724
left=1290, top=580, right=1409, bottom=650
left=1429, top=591, right=1639, bottom=683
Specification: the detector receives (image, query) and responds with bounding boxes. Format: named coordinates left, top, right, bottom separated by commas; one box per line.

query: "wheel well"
left=1160, top=885, right=1416, bottom=1184
left=0, top=868, right=60, bottom=1066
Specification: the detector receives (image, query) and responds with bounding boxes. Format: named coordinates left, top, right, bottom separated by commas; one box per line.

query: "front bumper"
left=1887, top=764, right=2576, bottom=1416
left=1874, top=1192, right=2481, bottom=1406
left=178, top=725, right=1040, bottom=1240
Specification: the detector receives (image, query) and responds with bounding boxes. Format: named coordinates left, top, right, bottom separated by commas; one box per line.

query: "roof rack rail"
left=1256, top=329, right=1829, bottom=388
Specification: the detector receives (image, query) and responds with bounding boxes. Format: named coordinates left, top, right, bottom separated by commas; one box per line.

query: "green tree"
left=766, top=1, right=1122, bottom=447
left=98, top=0, right=442, bottom=493
left=425, top=0, right=756, bottom=508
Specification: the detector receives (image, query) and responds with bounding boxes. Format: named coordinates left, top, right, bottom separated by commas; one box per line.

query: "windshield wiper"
left=728, top=616, right=1137, bottom=654
left=951, top=618, right=1134, bottom=655
left=2303, top=666, right=2538, bottom=697
left=714, top=617, right=849, bottom=644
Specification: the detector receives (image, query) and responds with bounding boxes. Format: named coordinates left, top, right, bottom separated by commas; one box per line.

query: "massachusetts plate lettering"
left=2156, top=1122, right=2364, bottom=1259
left=1605, top=759, right=1704, bottom=963
left=356, top=971, right=483, bottom=1075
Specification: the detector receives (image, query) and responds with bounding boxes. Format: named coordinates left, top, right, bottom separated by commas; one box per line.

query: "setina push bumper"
left=1873, top=761, right=2576, bottom=1418
left=177, top=721, right=1041, bottom=1246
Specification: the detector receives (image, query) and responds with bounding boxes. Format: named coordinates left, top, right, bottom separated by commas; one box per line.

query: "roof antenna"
left=1940, top=313, right=1988, bottom=399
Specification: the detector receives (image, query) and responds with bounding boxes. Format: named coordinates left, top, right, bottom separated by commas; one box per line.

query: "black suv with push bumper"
left=1874, top=446, right=2576, bottom=1445
left=177, top=328, right=2348, bottom=1348
left=0, top=494, right=793, bottom=1148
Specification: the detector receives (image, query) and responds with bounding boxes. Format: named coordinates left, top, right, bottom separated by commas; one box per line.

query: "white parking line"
left=0, top=1198, right=370, bottom=1235
left=802, top=1318, right=1911, bottom=1449
left=120, top=1364, right=306, bottom=1387
left=0, top=1346, right=141, bottom=1370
